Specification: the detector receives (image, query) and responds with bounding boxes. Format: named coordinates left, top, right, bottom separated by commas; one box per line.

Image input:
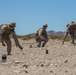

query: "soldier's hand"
left=19, top=45, right=23, bottom=50
left=2, top=43, right=6, bottom=46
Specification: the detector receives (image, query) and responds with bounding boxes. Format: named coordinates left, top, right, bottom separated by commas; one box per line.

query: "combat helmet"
left=9, top=21, right=16, bottom=27
left=43, top=24, right=48, bottom=27
left=71, top=21, right=75, bottom=23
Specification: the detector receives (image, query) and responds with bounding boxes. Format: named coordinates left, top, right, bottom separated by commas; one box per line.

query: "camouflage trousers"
left=35, top=37, right=49, bottom=47
left=70, top=33, right=75, bottom=44
left=2, top=39, right=11, bottom=55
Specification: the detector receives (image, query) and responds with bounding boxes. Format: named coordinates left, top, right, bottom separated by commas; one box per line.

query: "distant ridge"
left=0, top=25, right=65, bottom=37
left=47, top=30, right=64, bottom=36
left=28, top=30, right=65, bottom=37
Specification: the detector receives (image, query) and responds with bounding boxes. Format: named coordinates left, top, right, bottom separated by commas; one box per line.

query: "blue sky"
left=0, top=0, right=76, bottom=35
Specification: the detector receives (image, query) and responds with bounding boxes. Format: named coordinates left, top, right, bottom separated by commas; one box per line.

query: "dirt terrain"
left=0, top=38, right=76, bottom=75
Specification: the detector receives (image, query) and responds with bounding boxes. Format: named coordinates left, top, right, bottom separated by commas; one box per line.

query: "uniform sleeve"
left=0, top=25, right=7, bottom=35
left=0, top=25, right=7, bottom=42
left=38, top=29, right=45, bottom=40
left=44, top=31, right=48, bottom=38
left=12, top=31, right=20, bottom=46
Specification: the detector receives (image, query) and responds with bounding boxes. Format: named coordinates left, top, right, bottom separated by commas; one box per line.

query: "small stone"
left=64, top=60, right=68, bottom=63
left=22, top=64, right=28, bottom=68
left=41, top=64, right=44, bottom=67
left=25, top=70, right=28, bottom=73
left=30, top=45, right=32, bottom=48
left=20, top=70, right=28, bottom=73
left=22, top=70, right=28, bottom=73
left=15, top=61, right=20, bottom=64
left=54, top=64, right=58, bottom=67
left=50, top=71, right=53, bottom=73
left=14, top=70, right=20, bottom=73
left=65, top=71, right=68, bottom=73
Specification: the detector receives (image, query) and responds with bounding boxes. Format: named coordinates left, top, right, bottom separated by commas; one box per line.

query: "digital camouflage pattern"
left=62, top=22, right=76, bottom=44
left=35, top=24, right=49, bottom=47
left=0, top=24, right=21, bottom=55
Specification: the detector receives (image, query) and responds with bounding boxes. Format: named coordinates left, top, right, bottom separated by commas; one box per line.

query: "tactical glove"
left=2, top=43, right=6, bottom=46
left=19, top=45, right=23, bottom=50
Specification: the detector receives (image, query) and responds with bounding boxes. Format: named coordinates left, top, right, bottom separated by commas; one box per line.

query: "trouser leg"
left=35, top=37, right=42, bottom=47
left=37, top=41, right=41, bottom=47
left=42, top=38, right=49, bottom=47
left=70, top=34, right=75, bottom=44
left=4, top=39, right=11, bottom=55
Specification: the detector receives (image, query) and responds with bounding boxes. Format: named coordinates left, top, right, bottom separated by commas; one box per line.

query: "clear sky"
left=0, top=0, right=76, bottom=35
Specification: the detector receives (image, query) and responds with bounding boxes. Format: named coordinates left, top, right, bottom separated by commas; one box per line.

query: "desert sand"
left=0, top=38, right=76, bottom=75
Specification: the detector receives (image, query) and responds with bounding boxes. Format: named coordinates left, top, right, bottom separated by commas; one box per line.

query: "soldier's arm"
left=38, top=29, right=45, bottom=40
left=0, top=25, right=7, bottom=46
left=12, top=31, right=20, bottom=46
left=12, top=31, right=23, bottom=50
left=62, top=31, right=68, bottom=44
left=0, top=25, right=7, bottom=35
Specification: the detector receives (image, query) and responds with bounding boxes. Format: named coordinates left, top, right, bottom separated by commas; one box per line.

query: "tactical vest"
left=1, top=25, right=14, bottom=39
left=35, top=28, right=47, bottom=38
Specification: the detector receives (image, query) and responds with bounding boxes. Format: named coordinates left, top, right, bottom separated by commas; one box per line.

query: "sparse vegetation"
left=17, top=34, right=71, bottom=41
left=17, top=35, right=34, bottom=40
left=49, top=35, right=70, bottom=41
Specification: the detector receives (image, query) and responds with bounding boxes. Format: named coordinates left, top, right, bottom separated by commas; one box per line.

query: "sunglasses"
left=9, top=25, right=14, bottom=28
left=43, top=26, right=47, bottom=27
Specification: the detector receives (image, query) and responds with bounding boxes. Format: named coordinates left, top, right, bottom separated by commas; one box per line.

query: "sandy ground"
left=0, top=38, right=76, bottom=75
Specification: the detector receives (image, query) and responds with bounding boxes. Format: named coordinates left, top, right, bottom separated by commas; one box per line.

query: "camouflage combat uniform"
left=35, top=24, right=49, bottom=47
left=62, top=21, right=76, bottom=44
left=0, top=22, right=21, bottom=55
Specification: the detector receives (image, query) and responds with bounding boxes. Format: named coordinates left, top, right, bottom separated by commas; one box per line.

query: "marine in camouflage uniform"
left=35, top=24, right=49, bottom=47
left=62, top=21, right=76, bottom=44
left=0, top=22, right=23, bottom=55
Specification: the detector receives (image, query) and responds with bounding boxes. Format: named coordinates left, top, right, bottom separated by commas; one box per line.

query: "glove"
left=19, top=45, right=23, bottom=50
left=2, top=43, right=6, bottom=46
